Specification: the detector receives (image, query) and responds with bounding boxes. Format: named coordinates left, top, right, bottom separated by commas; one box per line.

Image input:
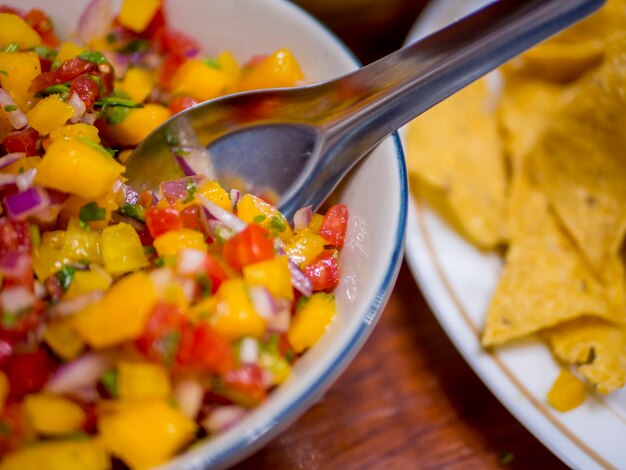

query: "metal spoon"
left=125, top=0, right=603, bottom=220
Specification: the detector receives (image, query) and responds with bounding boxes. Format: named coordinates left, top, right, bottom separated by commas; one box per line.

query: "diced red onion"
left=198, top=195, right=247, bottom=233
left=34, top=281, right=46, bottom=299
left=201, top=406, right=247, bottom=434
left=175, top=155, right=197, bottom=176
left=173, top=379, right=204, bottom=419
left=249, top=285, right=276, bottom=320
left=149, top=267, right=174, bottom=292
left=239, top=337, right=259, bottom=364
left=49, top=290, right=104, bottom=318
left=160, top=175, right=206, bottom=204
left=0, top=285, right=35, bottom=312
left=266, top=300, right=291, bottom=333
left=287, top=258, right=313, bottom=297
left=0, top=89, right=27, bottom=129
left=46, top=188, right=69, bottom=206
left=229, top=189, right=240, bottom=211
left=76, top=0, right=112, bottom=44
left=69, top=386, right=100, bottom=403
left=0, top=152, right=25, bottom=170
left=45, top=352, right=111, bottom=394
left=0, top=251, right=31, bottom=280
left=177, top=248, right=206, bottom=275
left=293, top=205, right=312, bottom=232
left=80, top=112, right=97, bottom=125
left=3, top=186, right=50, bottom=221
left=68, top=92, right=86, bottom=123
left=15, top=168, right=36, bottom=192
left=172, top=147, right=216, bottom=180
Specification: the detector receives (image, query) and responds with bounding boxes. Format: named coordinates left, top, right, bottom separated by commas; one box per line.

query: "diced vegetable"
left=0, top=13, right=41, bottom=50
left=0, top=52, right=41, bottom=110
left=197, top=180, right=231, bottom=211
left=243, top=255, right=293, bottom=300
left=43, top=318, right=85, bottom=360
left=104, top=104, right=171, bottom=146
left=0, top=439, right=110, bottom=470
left=55, top=41, right=86, bottom=64
left=287, top=292, right=336, bottom=353
left=153, top=228, right=206, bottom=257
left=101, top=223, right=148, bottom=275
left=49, top=123, right=100, bottom=143
left=548, top=370, right=586, bottom=412
left=117, top=362, right=171, bottom=400
left=26, top=95, right=75, bottom=135
left=239, top=48, right=303, bottom=91
left=23, top=393, right=86, bottom=435
left=171, top=59, right=234, bottom=101
left=211, top=279, right=265, bottom=340
left=118, top=0, right=162, bottom=33
left=223, top=224, right=274, bottom=271
left=117, top=67, right=153, bottom=103
left=284, top=228, right=327, bottom=266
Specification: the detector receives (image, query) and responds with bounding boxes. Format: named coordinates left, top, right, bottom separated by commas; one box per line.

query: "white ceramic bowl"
left=12, top=0, right=407, bottom=467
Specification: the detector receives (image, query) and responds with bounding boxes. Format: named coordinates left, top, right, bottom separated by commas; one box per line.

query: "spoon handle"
left=321, top=0, right=603, bottom=160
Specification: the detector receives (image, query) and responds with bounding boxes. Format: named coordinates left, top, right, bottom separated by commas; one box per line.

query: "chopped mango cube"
left=101, top=223, right=148, bottom=275
left=243, top=256, right=293, bottom=299
left=32, top=231, right=71, bottom=280
left=284, top=228, right=326, bottom=266
left=64, top=269, right=112, bottom=300
left=153, top=229, right=207, bottom=257
left=171, top=59, right=234, bottom=100
left=118, top=67, right=154, bottom=103
left=237, top=193, right=293, bottom=240
left=288, top=292, right=336, bottom=353
left=26, top=95, right=75, bottom=135
left=548, top=370, right=586, bottom=412
left=118, top=362, right=171, bottom=400
left=0, top=13, right=41, bottom=50
left=0, top=439, right=110, bottom=470
left=55, top=41, right=86, bottom=64
left=118, top=0, right=161, bottom=33
left=239, top=48, right=303, bottom=91
left=62, top=218, right=101, bottom=263
left=99, top=400, right=196, bottom=470
left=105, top=103, right=171, bottom=146
left=24, top=394, right=86, bottom=435
left=197, top=180, right=231, bottom=211
left=43, top=318, right=85, bottom=360
left=73, top=272, right=157, bottom=348
left=36, top=138, right=124, bottom=199
left=0, top=52, right=41, bottom=110
left=50, top=123, right=100, bottom=144
left=211, top=279, right=265, bottom=340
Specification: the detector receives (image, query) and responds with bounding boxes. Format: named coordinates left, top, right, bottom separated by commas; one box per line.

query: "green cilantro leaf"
left=79, top=202, right=106, bottom=224
left=78, top=50, right=108, bottom=64
left=2, top=105, right=16, bottom=112
left=101, top=369, right=119, bottom=398
left=118, top=203, right=145, bottom=222
left=57, top=265, right=76, bottom=291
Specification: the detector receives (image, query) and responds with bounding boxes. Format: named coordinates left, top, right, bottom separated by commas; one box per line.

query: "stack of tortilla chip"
left=406, top=0, right=626, bottom=397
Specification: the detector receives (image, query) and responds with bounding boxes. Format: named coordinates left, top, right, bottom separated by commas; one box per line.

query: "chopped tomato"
left=138, top=191, right=155, bottom=208
left=0, top=218, right=31, bottom=258
left=0, top=403, right=33, bottom=454
left=176, top=323, right=233, bottom=375
left=135, top=302, right=187, bottom=364
left=30, top=58, right=96, bottom=93
left=201, top=253, right=229, bottom=294
left=222, top=363, right=266, bottom=403
left=223, top=224, right=275, bottom=271
left=161, top=30, right=199, bottom=59
left=70, top=75, right=101, bottom=108
left=244, top=54, right=268, bottom=69
left=145, top=206, right=183, bottom=238
left=3, top=127, right=40, bottom=156
left=24, top=8, right=60, bottom=47
left=179, top=204, right=204, bottom=232
left=141, top=6, right=166, bottom=41
left=168, top=95, right=200, bottom=114
left=3, top=348, right=55, bottom=402
left=303, top=249, right=340, bottom=291
left=158, top=52, right=185, bottom=89
left=319, top=204, right=349, bottom=247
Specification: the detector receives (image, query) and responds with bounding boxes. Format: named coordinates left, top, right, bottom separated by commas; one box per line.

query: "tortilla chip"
left=527, top=40, right=626, bottom=274
left=482, top=182, right=626, bottom=347
left=544, top=318, right=626, bottom=394
left=406, top=78, right=506, bottom=249
left=502, top=0, right=626, bottom=82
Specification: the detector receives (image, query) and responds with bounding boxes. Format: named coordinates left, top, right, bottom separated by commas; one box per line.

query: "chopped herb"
left=253, top=214, right=267, bottom=224
left=0, top=70, right=7, bottom=77
left=213, top=225, right=234, bottom=244
left=95, top=96, right=142, bottom=108
left=17, top=166, right=24, bottom=174
left=173, top=148, right=190, bottom=157
left=296, top=295, right=310, bottom=311
left=78, top=136, right=111, bottom=157
left=204, top=57, right=220, bottom=69
left=1, top=312, right=18, bottom=328
left=78, top=50, right=108, bottom=64
left=104, top=106, right=130, bottom=125
left=101, top=369, right=119, bottom=398
left=50, top=60, right=61, bottom=70
left=261, top=333, right=280, bottom=356
left=269, top=214, right=287, bottom=233
left=106, top=32, right=117, bottom=44
left=143, top=245, right=156, bottom=256
left=3, top=43, right=19, bottom=53
left=118, top=203, right=145, bottom=221
left=118, top=39, right=149, bottom=55
left=0, top=421, right=11, bottom=434
left=79, top=202, right=106, bottom=225
left=33, top=45, right=56, bottom=60
left=154, top=256, right=176, bottom=268
left=35, top=84, right=70, bottom=98
left=182, top=180, right=198, bottom=203
left=57, top=266, right=76, bottom=291
left=104, top=147, right=118, bottom=157
left=498, top=451, right=514, bottom=466
left=196, top=272, right=212, bottom=299
left=284, top=350, right=294, bottom=363
left=3, top=105, right=16, bottom=112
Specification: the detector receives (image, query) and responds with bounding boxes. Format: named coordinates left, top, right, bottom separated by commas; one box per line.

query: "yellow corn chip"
left=406, top=78, right=506, bottom=249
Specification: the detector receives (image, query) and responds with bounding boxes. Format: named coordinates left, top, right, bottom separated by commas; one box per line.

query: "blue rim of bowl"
left=166, top=0, right=408, bottom=467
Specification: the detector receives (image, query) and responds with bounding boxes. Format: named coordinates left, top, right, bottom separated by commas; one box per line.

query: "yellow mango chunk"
left=118, top=362, right=171, bottom=400
left=1, top=156, right=40, bottom=175
left=0, top=51, right=41, bottom=110
left=119, top=0, right=161, bottom=33
left=243, top=255, right=293, bottom=300
left=50, top=123, right=100, bottom=144
left=118, top=67, right=154, bottom=103
left=0, top=439, right=110, bottom=470
left=32, top=231, right=70, bottom=280
left=62, top=218, right=101, bottom=263
left=211, top=279, right=265, bottom=340
left=99, top=400, right=196, bottom=470
left=55, top=41, right=86, bottom=64
left=24, top=394, right=86, bottom=435
left=101, top=223, right=148, bottom=275
left=197, top=180, right=231, bottom=211
left=43, top=318, right=85, bottom=360
left=237, top=193, right=293, bottom=239
left=153, top=228, right=207, bottom=257
left=0, top=13, right=41, bottom=50
left=288, top=292, right=336, bottom=353
left=217, top=51, right=241, bottom=82
left=547, top=370, right=587, bottom=412
left=239, top=48, right=303, bottom=91
left=27, top=95, right=75, bottom=135
left=105, top=103, right=171, bottom=146
left=284, top=228, right=326, bottom=266
left=171, top=59, right=234, bottom=100
left=64, top=269, right=111, bottom=300
left=35, top=138, right=124, bottom=198
left=73, top=272, right=157, bottom=348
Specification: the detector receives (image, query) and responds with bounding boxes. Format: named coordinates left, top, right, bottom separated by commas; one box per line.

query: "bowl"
left=11, top=0, right=408, bottom=467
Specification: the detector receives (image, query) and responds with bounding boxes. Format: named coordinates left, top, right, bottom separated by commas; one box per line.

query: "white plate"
left=402, top=2, right=626, bottom=469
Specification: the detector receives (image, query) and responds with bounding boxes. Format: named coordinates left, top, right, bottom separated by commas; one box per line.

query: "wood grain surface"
left=235, top=264, right=566, bottom=470
left=236, top=3, right=566, bottom=468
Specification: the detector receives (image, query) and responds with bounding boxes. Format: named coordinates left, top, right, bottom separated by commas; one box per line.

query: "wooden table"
left=236, top=3, right=567, bottom=468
